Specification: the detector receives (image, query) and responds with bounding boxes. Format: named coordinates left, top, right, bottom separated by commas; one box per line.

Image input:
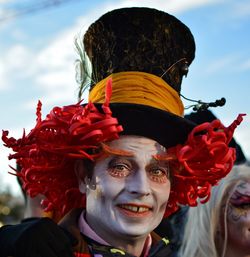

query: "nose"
left=126, top=169, right=151, bottom=196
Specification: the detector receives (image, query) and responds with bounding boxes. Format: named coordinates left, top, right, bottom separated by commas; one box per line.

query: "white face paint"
left=82, top=136, right=171, bottom=242
left=226, top=181, right=250, bottom=253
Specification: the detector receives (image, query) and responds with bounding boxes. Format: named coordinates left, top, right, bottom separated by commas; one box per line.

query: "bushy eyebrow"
left=152, top=153, right=175, bottom=162
left=101, top=143, right=170, bottom=164
left=101, top=143, right=134, bottom=157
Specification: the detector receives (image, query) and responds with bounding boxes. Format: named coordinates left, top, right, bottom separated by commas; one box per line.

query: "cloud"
left=0, top=0, right=18, bottom=23
left=204, top=55, right=237, bottom=74
left=238, top=58, right=250, bottom=71
left=5, top=44, right=34, bottom=75
left=230, top=1, right=250, bottom=19
left=204, top=54, right=250, bottom=74
left=28, top=21, right=82, bottom=106
left=215, top=0, right=250, bottom=23
left=0, top=0, right=16, bottom=5
left=0, top=44, right=36, bottom=91
left=0, top=62, right=8, bottom=90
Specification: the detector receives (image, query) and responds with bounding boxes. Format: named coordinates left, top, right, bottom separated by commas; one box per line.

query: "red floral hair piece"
left=1, top=77, right=245, bottom=218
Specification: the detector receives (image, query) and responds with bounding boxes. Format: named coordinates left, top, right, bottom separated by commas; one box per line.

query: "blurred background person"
left=180, top=163, right=250, bottom=257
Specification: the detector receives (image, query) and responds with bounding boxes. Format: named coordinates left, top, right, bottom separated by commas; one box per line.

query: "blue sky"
left=1, top=0, right=250, bottom=195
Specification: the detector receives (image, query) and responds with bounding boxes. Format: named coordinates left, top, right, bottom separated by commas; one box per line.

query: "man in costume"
left=0, top=7, right=244, bottom=257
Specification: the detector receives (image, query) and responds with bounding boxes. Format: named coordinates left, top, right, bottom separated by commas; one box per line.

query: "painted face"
left=226, top=181, right=250, bottom=252
left=83, top=136, right=171, bottom=241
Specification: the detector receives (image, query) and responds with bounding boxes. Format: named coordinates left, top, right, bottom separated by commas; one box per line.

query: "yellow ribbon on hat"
left=88, top=71, right=184, bottom=117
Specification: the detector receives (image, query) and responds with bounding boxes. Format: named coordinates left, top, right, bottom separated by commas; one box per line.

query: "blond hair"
left=180, top=163, right=250, bottom=257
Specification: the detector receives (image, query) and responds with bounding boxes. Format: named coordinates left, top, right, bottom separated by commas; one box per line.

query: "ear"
left=74, top=160, right=88, bottom=193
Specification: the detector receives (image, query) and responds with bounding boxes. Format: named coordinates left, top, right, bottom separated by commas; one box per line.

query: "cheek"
left=227, top=205, right=249, bottom=223
left=97, top=175, right=125, bottom=200
left=154, top=180, right=171, bottom=206
left=226, top=206, right=250, bottom=235
left=226, top=210, right=250, bottom=248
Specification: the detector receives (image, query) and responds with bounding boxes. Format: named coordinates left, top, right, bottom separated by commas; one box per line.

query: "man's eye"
left=150, top=169, right=165, bottom=176
left=114, top=164, right=128, bottom=171
left=148, top=167, right=169, bottom=183
left=108, top=163, right=131, bottom=178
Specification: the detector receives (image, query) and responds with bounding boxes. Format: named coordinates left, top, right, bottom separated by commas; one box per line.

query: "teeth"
left=120, top=204, right=150, bottom=213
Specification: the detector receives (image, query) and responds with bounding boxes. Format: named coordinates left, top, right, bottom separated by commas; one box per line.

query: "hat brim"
left=95, top=103, right=196, bottom=148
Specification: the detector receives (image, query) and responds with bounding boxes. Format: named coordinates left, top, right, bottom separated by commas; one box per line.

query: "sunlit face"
left=80, top=136, right=171, bottom=242
left=226, top=181, right=250, bottom=252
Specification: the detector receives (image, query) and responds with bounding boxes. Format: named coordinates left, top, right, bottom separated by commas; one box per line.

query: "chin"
left=117, top=223, right=155, bottom=238
left=120, top=229, right=151, bottom=238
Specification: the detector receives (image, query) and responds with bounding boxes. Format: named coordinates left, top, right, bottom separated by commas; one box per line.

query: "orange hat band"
left=88, top=71, right=184, bottom=117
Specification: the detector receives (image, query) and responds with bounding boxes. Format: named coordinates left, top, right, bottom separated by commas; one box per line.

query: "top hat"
left=83, top=7, right=196, bottom=148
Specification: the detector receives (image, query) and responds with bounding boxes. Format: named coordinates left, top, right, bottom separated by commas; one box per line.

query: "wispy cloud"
left=5, top=44, right=35, bottom=75
left=230, top=1, right=250, bottom=19
left=238, top=59, right=250, bottom=71
left=0, top=45, right=32, bottom=90
left=205, top=55, right=237, bottom=74
left=215, top=0, right=250, bottom=23
left=204, top=53, right=250, bottom=74
left=0, top=62, right=8, bottom=90
left=0, top=0, right=17, bottom=23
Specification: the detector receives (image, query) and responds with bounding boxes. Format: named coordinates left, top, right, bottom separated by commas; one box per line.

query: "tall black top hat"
left=84, top=7, right=195, bottom=93
left=83, top=7, right=197, bottom=148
